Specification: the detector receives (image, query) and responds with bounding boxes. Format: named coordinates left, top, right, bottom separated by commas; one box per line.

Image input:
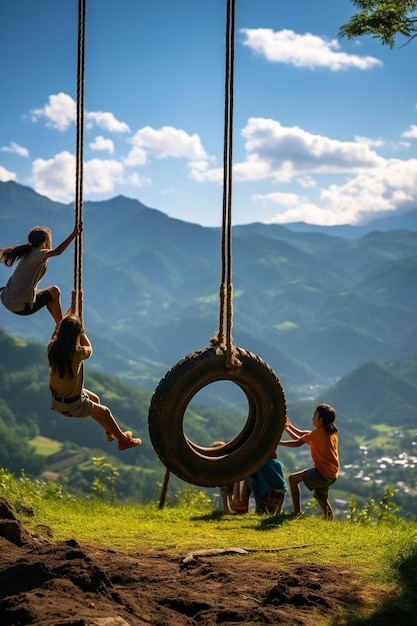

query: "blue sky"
left=1, top=0, right=417, bottom=227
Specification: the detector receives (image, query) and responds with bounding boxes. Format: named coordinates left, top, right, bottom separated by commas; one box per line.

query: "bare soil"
left=0, top=498, right=364, bottom=626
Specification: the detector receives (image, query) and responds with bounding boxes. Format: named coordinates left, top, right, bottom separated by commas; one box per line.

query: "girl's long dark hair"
left=0, top=226, right=51, bottom=267
left=48, top=316, right=81, bottom=379
left=316, top=403, right=337, bottom=434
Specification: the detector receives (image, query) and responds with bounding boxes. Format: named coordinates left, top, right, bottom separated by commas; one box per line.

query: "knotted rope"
left=211, top=0, right=241, bottom=371
left=73, top=0, right=86, bottom=321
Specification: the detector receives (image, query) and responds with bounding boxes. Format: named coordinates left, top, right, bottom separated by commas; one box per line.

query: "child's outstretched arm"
left=278, top=439, right=304, bottom=448
left=46, top=223, right=82, bottom=259
left=285, top=418, right=310, bottom=439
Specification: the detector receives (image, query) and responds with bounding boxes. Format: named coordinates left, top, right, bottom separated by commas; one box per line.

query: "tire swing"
left=149, top=346, right=286, bottom=487
left=148, top=0, right=286, bottom=489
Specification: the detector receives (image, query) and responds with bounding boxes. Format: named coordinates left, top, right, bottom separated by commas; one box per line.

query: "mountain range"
left=1, top=180, right=416, bottom=404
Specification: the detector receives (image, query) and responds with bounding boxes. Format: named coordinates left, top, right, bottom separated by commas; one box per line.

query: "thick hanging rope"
left=211, top=0, right=241, bottom=371
left=151, top=0, right=287, bottom=495
left=73, top=0, right=86, bottom=321
left=159, top=0, right=237, bottom=505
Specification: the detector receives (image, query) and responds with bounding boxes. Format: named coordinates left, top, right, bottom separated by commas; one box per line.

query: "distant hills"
left=284, top=209, right=417, bottom=238
left=1, top=180, right=416, bottom=403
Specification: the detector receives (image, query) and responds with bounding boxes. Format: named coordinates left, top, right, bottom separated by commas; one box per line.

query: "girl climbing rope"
left=48, top=293, right=142, bottom=450
left=42, top=0, right=139, bottom=450
left=0, top=223, right=81, bottom=323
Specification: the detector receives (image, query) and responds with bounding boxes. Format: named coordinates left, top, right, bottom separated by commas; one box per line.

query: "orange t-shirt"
left=301, top=428, right=339, bottom=479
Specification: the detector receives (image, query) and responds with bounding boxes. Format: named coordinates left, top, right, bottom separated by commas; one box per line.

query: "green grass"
left=28, top=435, right=63, bottom=456
left=1, top=469, right=417, bottom=625
left=359, top=424, right=417, bottom=450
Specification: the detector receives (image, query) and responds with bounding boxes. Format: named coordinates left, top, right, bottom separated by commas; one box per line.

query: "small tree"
left=91, top=456, right=119, bottom=503
left=339, top=0, right=417, bottom=48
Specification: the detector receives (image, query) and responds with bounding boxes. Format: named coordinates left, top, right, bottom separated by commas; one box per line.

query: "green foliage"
left=340, top=0, right=417, bottom=48
left=390, top=534, right=417, bottom=578
left=348, top=487, right=402, bottom=524
left=174, top=484, right=213, bottom=512
left=91, top=456, right=119, bottom=503
left=0, top=467, right=75, bottom=518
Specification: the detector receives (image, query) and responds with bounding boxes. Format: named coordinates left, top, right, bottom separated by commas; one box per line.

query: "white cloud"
left=354, top=135, right=384, bottom=148
left=89, top=135, right=115, bottom=154
left=31, top=151, right=126, bottom=202
left=124, top=146, right=147, bottom=167
left=85, top=111, right=130, bottom=133
left=187, top=159, right=220, bottom=181
left=245, top=117, right=382, bottom=176
left=31, top=151, right=76, bottom=200
left=0, top=165, right=17, bottom=182
left=1, top=142, right=29, bottom=157
left=31, top=93, right=76, bottom=130
left=190, top=164, right=223, bottom=183
left=126, top=171, right=150, bottom=187
left=129, top=125, right=209, bottom=161
left=297, top=175, right=317, bottom=189
left=84, top=159, right=125, bottom=194
left=320, top=159, right=417, bottom=214
left=30, top=93, right=130, bottom=134
left=402, top=125, right=417, bottom=139
left=192, top=116, right=417, bottom=226
left=240, top=28, right=382, bottom=71
left=253, top=191, right=327, bottom=223
left=253, top=158, right=417, bottom=226
left=197, top=117, right=382, bottom=184
left=126, top=125, right=214, bottom=181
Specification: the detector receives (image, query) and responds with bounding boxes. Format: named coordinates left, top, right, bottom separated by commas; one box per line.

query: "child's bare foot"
left=106, top=431, right=116, bottom=442
left=118, top=431, right=142, bottom=450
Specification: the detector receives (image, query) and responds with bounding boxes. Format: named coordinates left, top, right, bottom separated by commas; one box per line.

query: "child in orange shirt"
left=279, top=403, right=339, bottom=520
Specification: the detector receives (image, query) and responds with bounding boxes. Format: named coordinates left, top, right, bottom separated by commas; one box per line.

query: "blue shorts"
left=303, top=467, right=336, bottom=500
left=14, top=290, right=52, bottom=316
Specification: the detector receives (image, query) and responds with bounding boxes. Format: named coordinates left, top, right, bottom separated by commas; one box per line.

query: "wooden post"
left=159, top=469, right=170, bottom=509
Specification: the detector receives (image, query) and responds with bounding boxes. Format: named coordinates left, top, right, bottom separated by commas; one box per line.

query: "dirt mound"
left=0, top=498, right=360, bottom=625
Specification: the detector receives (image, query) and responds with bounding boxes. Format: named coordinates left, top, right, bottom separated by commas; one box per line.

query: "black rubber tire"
left=148, top=345, right=287, bottom=487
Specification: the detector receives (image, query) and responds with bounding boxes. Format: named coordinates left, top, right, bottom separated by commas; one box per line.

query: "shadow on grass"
left=191, top=510, right=291, bottom=530
left=190, top=510, right=225, bottom=522
left=334, top=544, right=417, bottom=626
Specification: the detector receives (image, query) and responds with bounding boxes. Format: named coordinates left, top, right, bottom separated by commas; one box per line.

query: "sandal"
left=118, top=431, right=142, bottom=451
left=230, top=499, right=248, bottom=512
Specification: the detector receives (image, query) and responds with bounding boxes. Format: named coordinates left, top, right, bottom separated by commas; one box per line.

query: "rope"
left=73, top=0, right=86, bottom=321
left=211, top=0, right=241, bottom=371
